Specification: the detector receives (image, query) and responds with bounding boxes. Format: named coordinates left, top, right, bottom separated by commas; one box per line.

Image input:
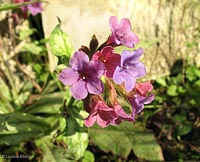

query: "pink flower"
left=92, top=46, right=121, bottom=78
left=84, top=100, right=118, bottom=128
left=109, top=16, right=139, bottom=48
left=135, top=81, right=153, bottom=97
left=112, top=104, right=134, bottom=125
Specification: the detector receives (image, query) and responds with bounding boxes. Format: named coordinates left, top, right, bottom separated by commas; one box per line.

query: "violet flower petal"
left=113, top=66, right=123, bottom=84
left=121, top=48, right=143, bottom=66
left=87, top=60, right=105, bottom=78
left=86, top=78, right=104, bottom=95
left=119, top=18, right=132, bottom=33
left=120, top=70, right=136, bottom=92
left=120, top=32, right=139, bottom=48
left=27, top=2, right=42, bottom=16
left=109, top=16, right=119, bottom=34
left=109, top=16, right=139, bottom=47
left=128, top=62, right=146, bottom=78
left=69, top=51, right=89, bottom=70
left=59, top=68, right=79, bottom=85
left=70, top=79, right=88, bottom=99
left=129, top=94, right=155, bottom=117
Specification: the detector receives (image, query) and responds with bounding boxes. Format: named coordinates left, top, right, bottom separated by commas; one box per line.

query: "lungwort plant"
left=0, top=1, right=164, bottom=160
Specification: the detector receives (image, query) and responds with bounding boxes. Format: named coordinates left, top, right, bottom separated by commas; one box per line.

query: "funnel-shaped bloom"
left=92, top=46, right=120, bottom=78
left=128, top=81, right=155, bottom=117
left=112, top=104, right=134, bottom=125
left=109, top=16, right=139, bottom=48
left=84, top=100, right=118, bottom=128
left=59, top=51, right=105, bottom=100
left=135, top=81, right=153, bottom=97
left=113, top=48, right=146, bottom=92
left=128, top=94, right=155, bottom=117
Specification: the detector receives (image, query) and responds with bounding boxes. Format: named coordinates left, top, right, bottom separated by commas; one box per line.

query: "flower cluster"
left=59, top=16, right=154, bottom=128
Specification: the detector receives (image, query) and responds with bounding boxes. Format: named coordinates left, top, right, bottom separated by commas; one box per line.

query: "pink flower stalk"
left=59, top=51, right=105, bottom=100
left=84, top=100, right=118, bottom=128
left=92, top=46, right=121, bottom=78
left=109, top=16, right=139, bottom=48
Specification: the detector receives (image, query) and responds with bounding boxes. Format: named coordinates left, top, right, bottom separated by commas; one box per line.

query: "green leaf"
left=156, top=78, right=167, bottom=87
left=24, top=92, right=64, bottom=114
left=89, top=125, right=132, bottom=158
left=82, top=151, right=95, bottom=162
left=36, top=137, right=74, bottom=162
left=49, top=18, right=73, bottom=58
left=167, top=85, right=178, bottom=96
left=57, top=108, right=88, bottom=160
left=19, top=28, right=36, bottom=40
left=186, top=65, right=199, bottom=82
left=130, top=126, right=164, bottom=161
left=0, top=112, right=51, bottom=145
left=175, top=120, right=192, bottom=136
left=21, top=41, right=44, bottom=55
left=89, top=122, right=164, bottom=161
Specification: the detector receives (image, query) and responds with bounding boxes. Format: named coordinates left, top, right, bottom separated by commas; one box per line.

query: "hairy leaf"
left=89, top=122, right=164, bottom=161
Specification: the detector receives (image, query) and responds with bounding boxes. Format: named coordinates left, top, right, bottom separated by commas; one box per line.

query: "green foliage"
left=56, top=107, right=89, bottom=160
left=82, top=151, right=95, bottom=162
left=150, top=60, right=200, bottom=161
left=89, top=122, right=164, bottom=161
left=49, top=18, right=73, bottom=59
left=35, top=137, right=74, bottom=162
left=0, top=113, right=51, bottom=146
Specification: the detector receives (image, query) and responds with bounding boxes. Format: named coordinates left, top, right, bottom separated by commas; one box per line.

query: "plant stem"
left=68, top=96, right=75, bottom=107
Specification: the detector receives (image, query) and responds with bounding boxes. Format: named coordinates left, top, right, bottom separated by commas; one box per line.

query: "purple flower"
left=27, top=2, right=43, bottom=16
left=128, top=81, right=155, bottom=117
left=128, top=94, right=155, bottom=117
left=109, top=16, right=139, bottom=48
left=113, top=48, right=146, bottom=92
left=17, top=0, right=42, bottom=16
left=84, top=100, right=118, bottom=128
left=59, top=51, right=105, bottom=100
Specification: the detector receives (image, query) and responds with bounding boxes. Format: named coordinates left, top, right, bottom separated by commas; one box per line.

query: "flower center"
left=116, top=31, right=125, bottom=39
left=102, top=59, right=107, bottom=63
left=122, top=64, right=128, bottom=70
left=79, top=71, right=88, bottom=80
